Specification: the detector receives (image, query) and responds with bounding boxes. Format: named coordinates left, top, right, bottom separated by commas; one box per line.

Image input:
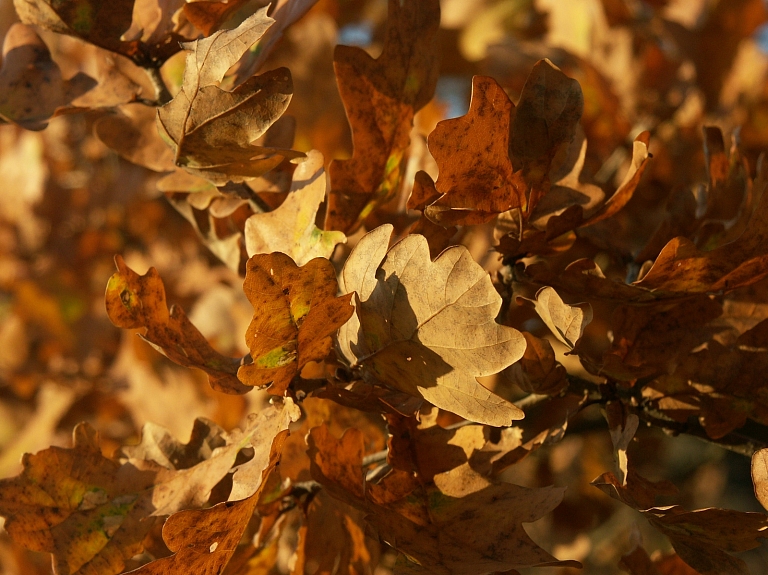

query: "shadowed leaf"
left=594, top=471, right=768, bottom=575
left=338, top=224, right=526, bottom=426
left=509, top=58, right=584, bottom=213
left=308, top=425, right=580, bottom=574
left=0, top=24, right=95, bottom=130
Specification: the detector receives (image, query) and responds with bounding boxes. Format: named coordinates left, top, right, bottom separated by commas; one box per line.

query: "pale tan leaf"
left=752, top=448, right=768, bottom=512
left=339, top=224, right=526, bottom=426
left=244, top=150, right=346, bottom=265
left=182, top=7, right=274, bottom=90
left=525, top=286, right=592, bottom=349
left=156, top=8, right=302, bottom=184
left=228, top=398, right=300, bottom=501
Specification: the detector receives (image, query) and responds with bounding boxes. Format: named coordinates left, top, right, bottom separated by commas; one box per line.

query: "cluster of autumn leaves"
left=3, top=0, right=768, bottom=574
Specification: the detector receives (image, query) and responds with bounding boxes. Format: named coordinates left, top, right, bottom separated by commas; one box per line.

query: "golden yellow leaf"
left=244, top=150, right=346, bottom=265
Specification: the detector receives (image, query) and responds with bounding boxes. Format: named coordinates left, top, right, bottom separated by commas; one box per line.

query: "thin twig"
left=635, top=410, right=768, bottom=458
left=144, top=66, right=173, bottom=106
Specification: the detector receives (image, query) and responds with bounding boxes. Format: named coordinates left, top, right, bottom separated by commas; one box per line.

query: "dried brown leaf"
left=509, top=59, right=584, bottom=213
left=12, top=0, right=181, bottom=62
left=325, top=0, right=440, bottom=232
left=0, top=402, right=295, bottom=575
left=338, top=224, right=526, bottom=426
left=594, top=471, right=768, bottom=575
left=105, top=255, right=249, bottom=394
left=583, top=131, right=652, bottom=225
left=501, top=332, right=567, bottom=395
left=126, top=419, right=291, bottom=575
left=238, top=253, right=354, bottom=395
left=308, top=425, right=580, bottom=574
left=95, top=104, right=176, bottom=172
left=156, top=9, right=302, bottom=185
left=635, top=175, right=768, bottom=295
left=0, top=24, right=95, bottom=130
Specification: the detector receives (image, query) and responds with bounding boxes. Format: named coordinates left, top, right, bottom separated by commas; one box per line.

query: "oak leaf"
left=308, top=425, right=580, bottom=574
left=594, top=471, right=768, bottom=575
left=422, top=75, right=527, bottom=226
left=502, top=331, right=567, bottom=395
left=0, top=24, right=95, bottom=130
left=338, top=224, right=526, bottom=426
left=0, top=402, right=297, bottom=575
left=12, top=0, right=181, bottom=63
left=509, top=58, right=584, bottom=213
left=325, top=0, right=440, bottom=232
left=122, top=0, right=185, bottom=46
left=127, top=422, right=291, bottom=575
left=581, top=131, right=652, bottom=226
left=156, top=8, right=302, bottom=185
left=244, top=150, right=346, bottom=265
left=228, top=0, right=322, bottom=85
left=634, top=171, right=768, bottom=295
left=105, top=255, right=249, bottom=394
left=238, top=253, right=354, bottom=395
left=94, top=104, right=176, bottom=172
left=601, top=296, right=722, bottom=381
left=183, top=0, right=252, bottom=36
left=522, top=286, right=592, bottom=350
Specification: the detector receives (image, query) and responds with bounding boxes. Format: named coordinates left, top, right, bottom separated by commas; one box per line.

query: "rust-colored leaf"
left=423, top=75, right=527, bottom=226
left=238, top=253, right=354, bottom=395
left=325, top=0, right=440, bottom=232
left=308, top=425, right=580, bottom=574
left=183, top=0, right=251, bottom=36
left=105, top=255, right=249, bottom=394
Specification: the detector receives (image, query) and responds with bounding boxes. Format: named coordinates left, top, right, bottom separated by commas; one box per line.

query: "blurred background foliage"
left=1, top=0, right=768, bottom=573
